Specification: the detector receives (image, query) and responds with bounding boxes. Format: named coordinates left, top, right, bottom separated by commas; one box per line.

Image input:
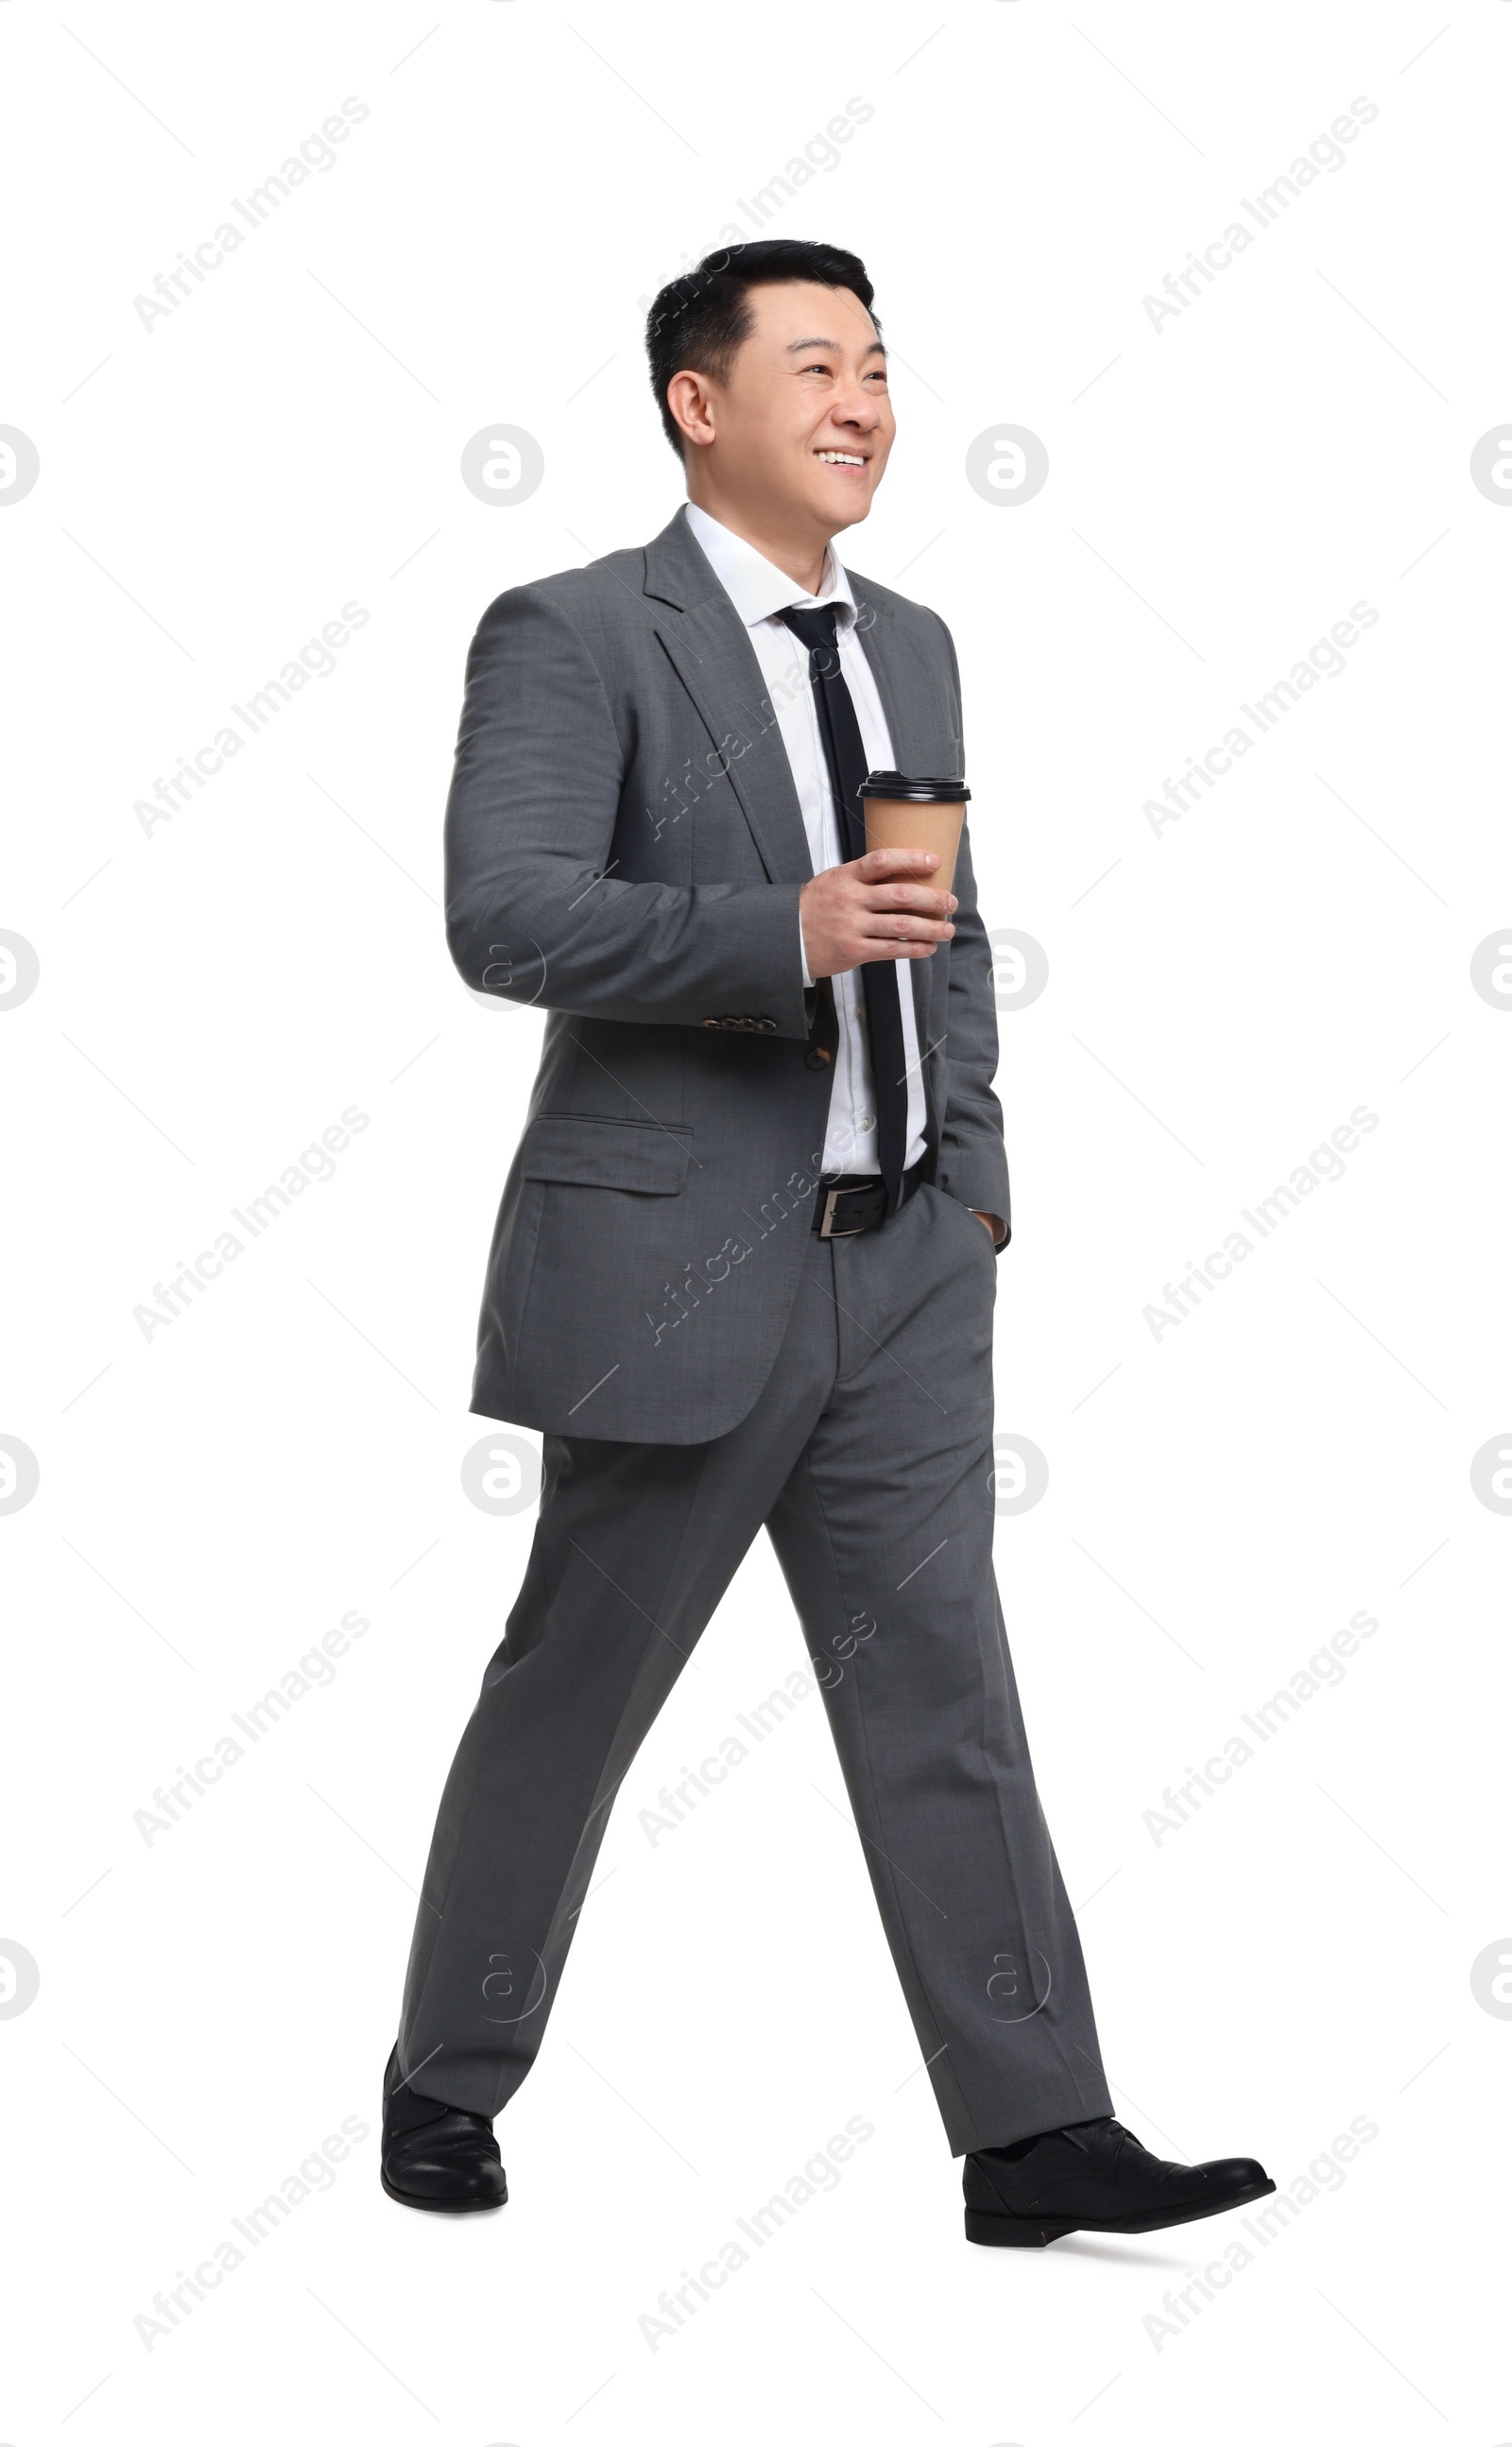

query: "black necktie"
left=778, top=604, right=909, bottom=1215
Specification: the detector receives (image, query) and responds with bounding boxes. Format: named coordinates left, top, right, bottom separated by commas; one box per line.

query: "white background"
left=3, top=1, right=1508, bottom=2438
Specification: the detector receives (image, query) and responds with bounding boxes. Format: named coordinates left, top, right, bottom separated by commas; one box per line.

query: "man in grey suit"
left=382, top=239, right=1271, bottom=2247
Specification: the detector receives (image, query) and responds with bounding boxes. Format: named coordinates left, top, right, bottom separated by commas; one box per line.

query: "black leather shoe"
left=964, top=2115, right=1273, bottom=2248
left=380, top=2046, right=507, bottom=2214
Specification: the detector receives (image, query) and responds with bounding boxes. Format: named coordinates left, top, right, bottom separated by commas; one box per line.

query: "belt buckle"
left=818, top=1185, right=866, bottom=1239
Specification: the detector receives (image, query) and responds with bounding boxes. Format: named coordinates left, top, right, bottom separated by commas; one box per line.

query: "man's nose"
left=833, top=388, right=881, bottom=429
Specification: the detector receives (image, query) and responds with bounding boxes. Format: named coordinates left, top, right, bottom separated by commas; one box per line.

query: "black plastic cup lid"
left=859, top=770, right=971, bottom=802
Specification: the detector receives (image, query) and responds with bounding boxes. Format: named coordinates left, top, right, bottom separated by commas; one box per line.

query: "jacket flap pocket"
left=521, top=1114, right=692, bottom=1194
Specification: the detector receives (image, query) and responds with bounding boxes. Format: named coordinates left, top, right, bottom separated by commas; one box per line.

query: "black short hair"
left=644, top=238, right=879, bottom=460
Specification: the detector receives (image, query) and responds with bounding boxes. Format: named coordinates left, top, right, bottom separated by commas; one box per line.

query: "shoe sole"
left=965, top=2174, right=1276, bottom=2248
left=380, top=2170, right=507, bottom=2214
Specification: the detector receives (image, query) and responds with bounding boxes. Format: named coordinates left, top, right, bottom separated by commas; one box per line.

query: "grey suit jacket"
left=445, top=504, right=1009, bottom=1444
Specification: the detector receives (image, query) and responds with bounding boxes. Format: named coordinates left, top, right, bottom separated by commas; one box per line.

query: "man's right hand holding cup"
left=799, top=848, right=957, bottom=980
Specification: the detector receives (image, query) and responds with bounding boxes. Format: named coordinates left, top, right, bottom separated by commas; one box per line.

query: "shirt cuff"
left=799, top=901, right=814, bottom=991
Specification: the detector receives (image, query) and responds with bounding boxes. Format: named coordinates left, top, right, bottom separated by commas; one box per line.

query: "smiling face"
left=669, top=279, right=895, bottom=562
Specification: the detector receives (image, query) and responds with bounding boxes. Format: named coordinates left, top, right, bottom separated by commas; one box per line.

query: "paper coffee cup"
left=859, top=771, right=971, bottom=894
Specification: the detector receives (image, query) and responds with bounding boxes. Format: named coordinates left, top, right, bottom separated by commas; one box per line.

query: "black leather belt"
left=813, top=1158, right=927, bottom=1238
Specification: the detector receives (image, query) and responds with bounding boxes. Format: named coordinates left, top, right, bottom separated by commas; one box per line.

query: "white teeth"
left=817, top=451, right=865, bottom=466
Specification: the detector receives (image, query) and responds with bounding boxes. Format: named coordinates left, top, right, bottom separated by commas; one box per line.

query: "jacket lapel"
left=643, top=509, right=814, bottom=886
left=849, top=579, right=954, bottom=773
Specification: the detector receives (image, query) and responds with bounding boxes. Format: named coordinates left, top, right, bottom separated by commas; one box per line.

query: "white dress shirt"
left=683, top=500, right=927, bottom=1176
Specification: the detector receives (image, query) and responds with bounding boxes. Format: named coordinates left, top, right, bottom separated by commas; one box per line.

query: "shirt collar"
left=683, top=500, right=857, bottom=629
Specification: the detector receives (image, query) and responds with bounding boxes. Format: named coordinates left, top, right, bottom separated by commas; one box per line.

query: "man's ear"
left=666, top=370, right=717, bottom=452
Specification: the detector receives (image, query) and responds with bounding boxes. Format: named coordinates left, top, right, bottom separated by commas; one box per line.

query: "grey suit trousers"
left=398, top=1177, right=1113, bottom=2155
